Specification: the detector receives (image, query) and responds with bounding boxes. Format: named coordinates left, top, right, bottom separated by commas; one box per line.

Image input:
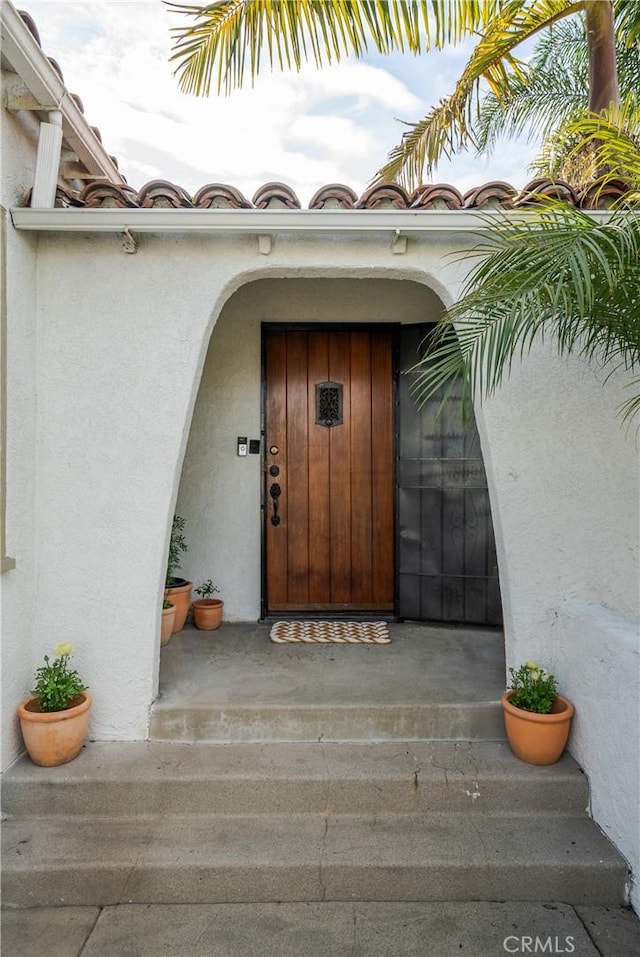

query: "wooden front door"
left=264, top=327, right=395, bottom=614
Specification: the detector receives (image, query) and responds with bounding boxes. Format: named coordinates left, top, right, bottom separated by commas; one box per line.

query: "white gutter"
left=1, top=2, right=121, bottom=183
left=9, top=207, right=615, bottom=236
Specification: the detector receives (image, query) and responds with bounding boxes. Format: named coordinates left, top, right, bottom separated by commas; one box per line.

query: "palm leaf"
left=167, top=0, right=504, bottom=96
left=474, top=17, right=589, bottom=154
left=411, top=203, right=640, bottom=423
left=374, top=0, right=585, bottom=187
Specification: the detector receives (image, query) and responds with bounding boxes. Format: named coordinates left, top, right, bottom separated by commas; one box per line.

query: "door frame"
left=260, top=322, right=400, bottom=620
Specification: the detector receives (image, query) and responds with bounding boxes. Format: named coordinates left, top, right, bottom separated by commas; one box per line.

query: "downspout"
left=31, top=110, right=63, bottom=209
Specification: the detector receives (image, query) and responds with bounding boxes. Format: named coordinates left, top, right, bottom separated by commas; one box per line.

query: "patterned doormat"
left=270, top=620, right=391, bottom=644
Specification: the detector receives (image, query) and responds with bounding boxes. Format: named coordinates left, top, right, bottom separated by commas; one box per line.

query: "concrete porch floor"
left=151, top=621, right=507, bottom=742
left=155, top=620, right=505, bottom=710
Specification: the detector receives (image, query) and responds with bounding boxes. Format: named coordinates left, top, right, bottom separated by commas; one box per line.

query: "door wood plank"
left=349, top=332, right=373, bottom=603
left=265, top=333, right=289, bottom=606
left=307, top=332, right=331, bottom=603
left=371, top=332, right=395, bottom=603
left=328, top=333, right=352, bottom=604
left=286, top=332, right=310, bottom=604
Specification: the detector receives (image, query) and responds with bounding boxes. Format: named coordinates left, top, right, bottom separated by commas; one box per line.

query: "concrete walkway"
left=3, top=900, right=640, bottom=956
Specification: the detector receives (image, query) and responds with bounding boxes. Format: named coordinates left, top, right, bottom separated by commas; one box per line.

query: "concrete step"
left=2, top=811, right=627, bottom=908
left=1, top=741, right=588, bottom=818
left=149, top=700, right=505, bottom=742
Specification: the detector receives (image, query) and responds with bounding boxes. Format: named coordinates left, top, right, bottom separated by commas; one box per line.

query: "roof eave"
left=1, top=2, right=121, bottom=182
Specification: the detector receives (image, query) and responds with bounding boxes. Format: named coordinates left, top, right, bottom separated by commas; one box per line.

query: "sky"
left=17, top=0, right=542, bottom=206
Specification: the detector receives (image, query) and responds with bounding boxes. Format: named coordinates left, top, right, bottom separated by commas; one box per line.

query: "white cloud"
left=18, top=0, right=540, bottom=202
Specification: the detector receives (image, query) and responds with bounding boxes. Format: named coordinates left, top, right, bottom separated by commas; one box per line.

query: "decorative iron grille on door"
left=397, top=324, right=502, bottom=625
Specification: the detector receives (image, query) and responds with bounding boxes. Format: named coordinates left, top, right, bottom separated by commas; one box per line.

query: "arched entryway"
left=175, top=276, right=501, bottom=627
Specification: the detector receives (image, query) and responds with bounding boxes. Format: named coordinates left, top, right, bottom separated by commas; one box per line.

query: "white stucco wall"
left=1, top=89, right=42, bottom=769
left=2, top=219, right=638, bottom=906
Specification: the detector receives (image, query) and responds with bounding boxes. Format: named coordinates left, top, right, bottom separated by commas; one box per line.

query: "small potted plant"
left=164, top=514, right=192, bottom=632
left=160, top=597, right=176, bottom=645
left=192, top=579, right=223, bottom=630
left=17, top=643, right=92, bottom=767
left=501, top=661, right=574, bottom=765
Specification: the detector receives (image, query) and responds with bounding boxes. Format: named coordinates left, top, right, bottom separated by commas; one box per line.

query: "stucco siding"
left=1, top=89, right=42, bottom=768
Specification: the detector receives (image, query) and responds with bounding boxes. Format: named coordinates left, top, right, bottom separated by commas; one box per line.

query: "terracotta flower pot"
left=164, top=580, right=192, bottom=632
left=192, top=598, right=224, bottom=630
left=160, top=603, right=176, bottom=645
left=17, top=692, right=92, bottom=767
left=501, top=691, right=574, bottom=766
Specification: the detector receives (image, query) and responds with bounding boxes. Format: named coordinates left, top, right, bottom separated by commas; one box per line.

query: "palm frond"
left=475, top=16, right=589, bottom=154
left=534, top=95, right=640, bottom=186
left=166, top=0, right=504, bottom=96
left=615, top=0, right=640, bottom=48
left=375, top=0, right=585, bottom=188
left=411, top=203, right=640, bottom=423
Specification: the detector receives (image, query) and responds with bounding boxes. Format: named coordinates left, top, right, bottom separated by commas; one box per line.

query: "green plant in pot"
left=192, top=579, right=223, bottom=631
left=17, top=643, right=92, bottom=766
left=160, top=597, right=176, bottom=645
left=501, top=661, right=574, bottom=766
left=164, top=514, right=192, bottom=633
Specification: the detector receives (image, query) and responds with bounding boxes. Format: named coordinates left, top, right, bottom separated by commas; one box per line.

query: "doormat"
left=270, top=620, right=391, bottom=644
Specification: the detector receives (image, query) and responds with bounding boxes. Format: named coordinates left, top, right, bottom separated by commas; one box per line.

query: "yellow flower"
left=525, top=660, right=540, bottom=672
left=54, top=642, right=73, bottom=657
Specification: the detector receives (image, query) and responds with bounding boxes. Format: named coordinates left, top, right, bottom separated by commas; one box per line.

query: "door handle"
left=270, top=482, right=281, bottom=526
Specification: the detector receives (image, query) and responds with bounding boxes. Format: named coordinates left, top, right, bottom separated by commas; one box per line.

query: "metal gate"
left=397, top=324, right=502, bottom=625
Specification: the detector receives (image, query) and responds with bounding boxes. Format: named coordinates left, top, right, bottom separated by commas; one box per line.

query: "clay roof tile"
left=578, top=179, right=636, bottom=209
left=462, top=181, right=516, bottom=209
left=79, top=181, right=139, bottom=208
left=18, top=9, right=41, bottom=45
left=514, top=178, right=579, bottom=207
left=309, top=184, right=358, bottom=209
left=356, top=183, right=410, bottom=209
left=137, top=180, right=193, bottom=208
left=410, top=184, right=463, bottom=209
left=193, top=183, right=252, bottom=208
left=252, top=182, right=301, bottom=209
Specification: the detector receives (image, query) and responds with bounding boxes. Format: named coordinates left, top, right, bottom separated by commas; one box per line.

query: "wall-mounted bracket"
left=258, top=234, right=272, bottom=255
left=121, top=227, right=138, bottom=254
left=391, top=229, right=408, bottom=255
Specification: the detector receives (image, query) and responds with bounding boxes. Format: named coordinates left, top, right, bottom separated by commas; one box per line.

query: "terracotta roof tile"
left=410, top=184, right=463, bottom=209
left=309, top=184, right=358, bottom=209
left=18, top=9, right=41, bottom=45
left=36, top=176, right=639, bottom=211
left=514, top=178, right=579, bottom=207
left=462, top=181, right=516, bottom=209
left=46, top=57, right=64, bottom=83
left=79, top=181, right=139, bottom=208
left=193, top=184, right=252, bottom=208
left=24, top=185, right=85, bottom=208
left=137, top=180, right=193, bottom=208
left=356, top=183, right=410, bottom=208
left=252, top=182, right=301, bottom=209
left=578, top=178, right=633, bottom=209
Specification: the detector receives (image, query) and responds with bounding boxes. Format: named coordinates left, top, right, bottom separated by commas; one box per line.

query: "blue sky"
left=19, top=0, right=543, bottom=204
